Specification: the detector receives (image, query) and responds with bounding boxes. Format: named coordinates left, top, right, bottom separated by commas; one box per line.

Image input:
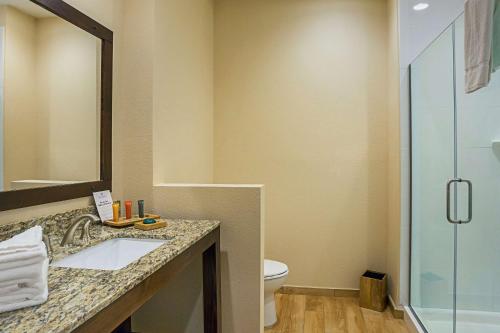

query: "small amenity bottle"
left=138, top=200, right=145, bottom=218
left=125, top=200, right=132, bottom=219
left=112, top=203, right=120, bottom=222
left=114, top=200, right=121, bottom=218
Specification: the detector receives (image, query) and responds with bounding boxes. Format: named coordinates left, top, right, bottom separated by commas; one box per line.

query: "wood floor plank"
left=303, top=296, right=325, bottom=333
left=268, top=293, right=306, bottom=333
left=289, top=294, right=306, bottom=332
left=304, top=310, right=324, bottom=333
left=322, top=296, right=346, bottom=333
left=381, top=309, right=411, bottom=333
left=265, top=293, right=411, bottom=333
left=360, top=308, right=384, bottom=333
left=342, top=298, right=365, bottom=333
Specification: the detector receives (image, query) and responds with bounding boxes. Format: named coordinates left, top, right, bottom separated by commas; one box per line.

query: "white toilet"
left=264, top=259, right=289, bottom=327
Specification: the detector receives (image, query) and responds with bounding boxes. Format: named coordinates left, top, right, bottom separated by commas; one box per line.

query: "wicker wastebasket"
left=359, top=270, right=387, bottom=312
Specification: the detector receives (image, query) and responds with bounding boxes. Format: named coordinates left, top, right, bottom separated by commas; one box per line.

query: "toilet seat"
left=264, top=259, right=288, bottom=281
left=264, top=259, right=289, bottom=327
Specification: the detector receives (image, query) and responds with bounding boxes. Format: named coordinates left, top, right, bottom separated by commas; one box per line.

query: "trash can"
left=359, top=270, right=387, bottom=312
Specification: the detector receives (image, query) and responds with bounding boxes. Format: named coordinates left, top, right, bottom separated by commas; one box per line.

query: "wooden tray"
left=142, top=213, right=161, bottom=220
left=104, top=213, right=161, bottom=228
left=104, top=217, right=142, bottom=228
left=134, top=219, right=167, bottom=231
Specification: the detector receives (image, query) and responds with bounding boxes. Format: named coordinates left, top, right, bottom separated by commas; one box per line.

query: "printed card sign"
left=93, top=190, right=113, bottom=221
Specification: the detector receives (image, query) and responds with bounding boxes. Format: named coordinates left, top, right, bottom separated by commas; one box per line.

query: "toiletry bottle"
left=112, top=203, right=120, bottom=222
left=138, top=200, right=145, bottom=218
left=125, top=200, right=132, bottom=219
left=114, top=200, right=121, bottom=218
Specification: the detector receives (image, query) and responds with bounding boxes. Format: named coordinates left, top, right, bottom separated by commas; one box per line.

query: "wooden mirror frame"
left=0, top=0, right=113, bottom=211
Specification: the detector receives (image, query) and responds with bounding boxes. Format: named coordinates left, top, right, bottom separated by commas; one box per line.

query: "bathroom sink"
left=52, top=238, right=167, bottom=270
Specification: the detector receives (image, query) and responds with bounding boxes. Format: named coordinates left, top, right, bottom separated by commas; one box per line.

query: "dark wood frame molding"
left=0, top=0, right=113, bottom=211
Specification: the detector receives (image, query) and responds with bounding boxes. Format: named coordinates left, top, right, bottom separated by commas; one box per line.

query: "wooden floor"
left=265, top=293, right=411, bottom=333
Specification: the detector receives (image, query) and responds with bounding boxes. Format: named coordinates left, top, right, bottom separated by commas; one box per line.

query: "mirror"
left=0, top=0, right=112, bottom=212
left=0, top=0, right=102, bottom=192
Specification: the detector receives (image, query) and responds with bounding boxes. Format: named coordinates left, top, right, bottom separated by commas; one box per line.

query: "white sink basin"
left=52, top=238, right=167, bottom=271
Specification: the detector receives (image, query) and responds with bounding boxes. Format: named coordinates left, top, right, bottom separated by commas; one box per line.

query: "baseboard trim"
left=388, top=295, right=405, bottom=319
left=279, top=285, right=360, bottom=298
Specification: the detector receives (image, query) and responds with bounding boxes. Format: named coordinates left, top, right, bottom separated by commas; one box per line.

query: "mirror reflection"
left=0, top=0, right=101, bottom=191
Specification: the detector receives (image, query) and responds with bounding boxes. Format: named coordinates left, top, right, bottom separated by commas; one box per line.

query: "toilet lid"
left=264, top=259, right=288, bottom=279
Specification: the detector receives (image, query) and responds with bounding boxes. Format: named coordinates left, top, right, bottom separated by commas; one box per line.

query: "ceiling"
left=400, top=0, right=464, bottom=66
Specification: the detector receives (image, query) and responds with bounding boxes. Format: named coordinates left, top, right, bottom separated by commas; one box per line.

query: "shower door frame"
left=408, top=21, right=461, bottom=333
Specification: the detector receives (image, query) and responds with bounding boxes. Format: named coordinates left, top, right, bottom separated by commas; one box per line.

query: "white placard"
left=93, top=190, right=113, bottom=221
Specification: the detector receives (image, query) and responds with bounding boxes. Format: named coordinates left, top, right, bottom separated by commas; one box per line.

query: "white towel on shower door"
left=465, top=0, right=496, bottom=93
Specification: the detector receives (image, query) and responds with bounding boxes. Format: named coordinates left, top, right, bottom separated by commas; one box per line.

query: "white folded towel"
left=0, top=226, right=44, bottom=251
left=0, top=226, right=49, bottom=313
left=465, top=0, right=496, bottom=93
left=0, top=259, right=48, bottom=303
left=0, top=299, right=48, bottom=313
left=0, top=278, right=45, bottom=290
left=0, top=283, right=40, bottom=295
left=0, top=278, right=47, bottom=297
left=0, top=261, right=47, bottom=282
left=0, top=256, right=46, bottom=271
left=0, top=245, right=46, bottom=265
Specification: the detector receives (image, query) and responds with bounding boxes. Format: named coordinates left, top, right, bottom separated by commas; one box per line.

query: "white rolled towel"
left=0, top=260, right=47, bottom=283
left=0, top=260, right=48, bottom=304
left=0, top=243, right=47, bottom=263
left=0, top=255, right=46, bottom=271
left=0, top=277, right=47, bottom=298
left=0, top=226, right=44, bottom=251
left=0, top=246, right=46, bottom=266
left=0, top=226, right=49, bottom=313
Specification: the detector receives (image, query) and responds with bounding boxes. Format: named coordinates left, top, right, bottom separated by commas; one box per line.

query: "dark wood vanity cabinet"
left=74, top=227, right=221, bottom=333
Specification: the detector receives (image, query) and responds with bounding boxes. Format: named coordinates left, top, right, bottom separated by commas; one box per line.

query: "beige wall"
left=112, top=0, right=154, bottom=204
left=386, top=0, right=402, bottom=305
left=153, top=0, right=214, bottom=184
left=130, top=2, right=264, bottom=331
left=2, top=5, right=38, bottom=188
left=133, top=184, right=264, bottom=333
left=214, top=0, right=390, bottom=289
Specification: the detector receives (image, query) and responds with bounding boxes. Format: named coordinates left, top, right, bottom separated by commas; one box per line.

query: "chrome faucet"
left=60, top=214, right=100, bottom=246
left=42, top=234, right=53, bottom=263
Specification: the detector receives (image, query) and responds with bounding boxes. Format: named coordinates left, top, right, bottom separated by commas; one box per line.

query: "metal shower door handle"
left=446, top=178, right=472, bottom=224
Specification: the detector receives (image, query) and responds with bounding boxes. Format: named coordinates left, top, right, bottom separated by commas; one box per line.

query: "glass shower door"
left=411, top=12, right=500, bottom=333
left=410, top=25, right=457, bottom=333
left=454, top=14, right=500, bottom=333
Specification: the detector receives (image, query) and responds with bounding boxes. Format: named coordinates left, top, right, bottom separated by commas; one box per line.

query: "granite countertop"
left=0, top=217, right=220, bottom=333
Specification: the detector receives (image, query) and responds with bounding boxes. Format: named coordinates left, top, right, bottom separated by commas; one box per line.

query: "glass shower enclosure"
left=410, top=14, right=500, bottom=333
